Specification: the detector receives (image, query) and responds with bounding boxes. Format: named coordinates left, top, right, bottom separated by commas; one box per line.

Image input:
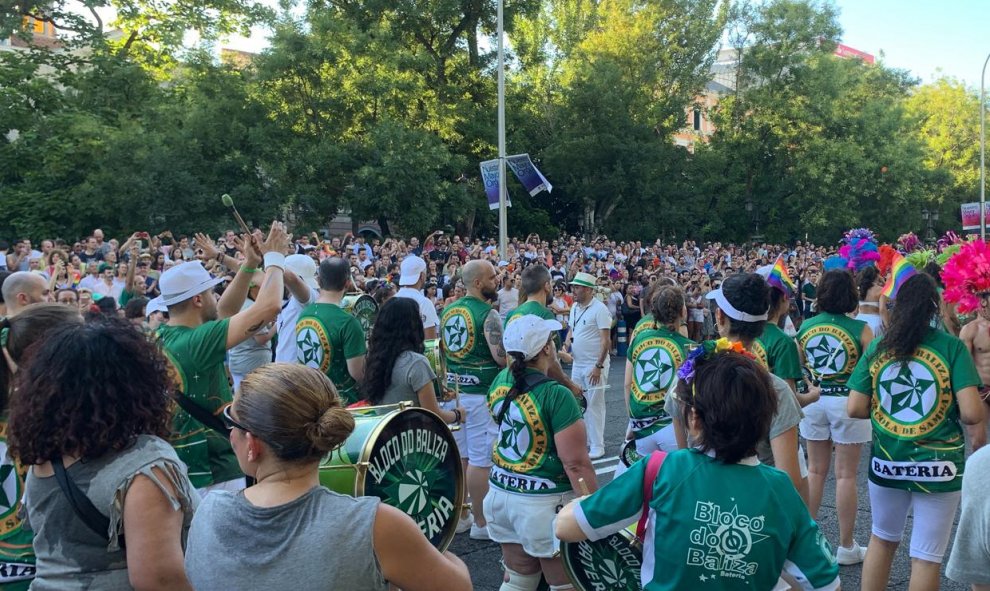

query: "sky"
left=829, top=0, right=989, bottom=87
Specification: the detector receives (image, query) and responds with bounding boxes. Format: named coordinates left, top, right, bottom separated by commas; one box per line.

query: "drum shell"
left=341, top=293, right=378, bottom=336
left=424, top=338, right=448, bottom=400
left=319, top=406, right=464, bottom=551
left=561, top=527, right=644, bottom=591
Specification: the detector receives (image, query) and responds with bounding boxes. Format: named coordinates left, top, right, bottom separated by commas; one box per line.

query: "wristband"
left=595, top=363, right=604, bottom=369
left=452, top=409, right=462, bottom=423
left=239, top=266, right=260, bottom=274
left=263, top=252, right=286, bottom=270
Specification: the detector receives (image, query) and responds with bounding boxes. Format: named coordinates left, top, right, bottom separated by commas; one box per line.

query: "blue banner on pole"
left=479, top=159, right=505, bottom=211
left=506, top=154, right=552, bottom=196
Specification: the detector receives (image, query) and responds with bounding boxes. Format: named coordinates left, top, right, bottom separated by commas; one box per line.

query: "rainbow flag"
left=882, top=252, right=917, bottom=298
left=767, top=255, right=796, bottom=295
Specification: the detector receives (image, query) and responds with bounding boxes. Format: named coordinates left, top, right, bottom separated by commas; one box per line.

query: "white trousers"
left=572, top=362, right=609, bottom=453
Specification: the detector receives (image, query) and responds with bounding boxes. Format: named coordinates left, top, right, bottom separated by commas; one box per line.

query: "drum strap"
left=173, top=392, right=228, bottom=436
left=635, top=451, right=667, bottom=541
left=52, top=456, right=125, bottom=549
left=495, top=373, right=553, bottom=426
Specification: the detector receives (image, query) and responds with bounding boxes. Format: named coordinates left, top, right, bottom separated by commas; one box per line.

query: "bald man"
left=440, top=259, right=506, bottom=539
left=1, top=271, right=49, bottom=316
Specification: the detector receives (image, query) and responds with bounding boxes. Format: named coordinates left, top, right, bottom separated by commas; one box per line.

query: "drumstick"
left=578, top=477, right=590, bottom=496
left=220, top=194, right=251, bottom=236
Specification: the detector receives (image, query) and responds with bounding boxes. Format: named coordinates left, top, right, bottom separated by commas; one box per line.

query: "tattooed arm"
left=483, top=309, right=507, bottom=367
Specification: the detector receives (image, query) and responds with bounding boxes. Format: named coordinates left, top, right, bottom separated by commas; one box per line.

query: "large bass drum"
left=319, top=405, right=464, bottom=551
left=341, top=293, right=378, bottom=336
left=561, top=527, right=644, bottom=591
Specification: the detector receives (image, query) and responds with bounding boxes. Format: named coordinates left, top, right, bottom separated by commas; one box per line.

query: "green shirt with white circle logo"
left=625, top=326, right=695, bottom=439
left=441, top=296, right=500, bottom=395
left=848, top=329, right=981, bottom=493
left=797, top=312, right=867, bottom=395
left=487, top=368, right=583, bottom=494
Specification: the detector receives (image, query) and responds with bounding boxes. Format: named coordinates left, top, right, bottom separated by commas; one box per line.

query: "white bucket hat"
left=286, top=254, right=319, bottom=289
left=156, top=262, right=224, bottom=307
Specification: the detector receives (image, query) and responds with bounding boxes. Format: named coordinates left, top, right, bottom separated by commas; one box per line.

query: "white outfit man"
left=394, top=255, right=440, bottom=340
left=275, top=255, right=320, bottom=363
left=565, top=272, right=612, bottom=459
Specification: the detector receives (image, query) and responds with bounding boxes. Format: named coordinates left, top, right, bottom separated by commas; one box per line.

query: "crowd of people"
left=0, top=222, right=988, bottom=591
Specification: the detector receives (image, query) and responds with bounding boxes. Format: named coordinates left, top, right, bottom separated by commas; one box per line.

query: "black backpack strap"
left=52, top=456, right=123, bottom=548
left=173, top=392, right=228, bottom=435
left=495, top=373, right=554, bottom=425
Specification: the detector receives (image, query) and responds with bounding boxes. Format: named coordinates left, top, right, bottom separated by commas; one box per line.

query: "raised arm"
left=225, top=222, right=288, bottom=349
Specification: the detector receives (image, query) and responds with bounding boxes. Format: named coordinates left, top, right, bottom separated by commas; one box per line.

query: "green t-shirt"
left=0, top=420, right=33, bottom=590
left=505, top=299, right=560, bottom=349
left=295, top=302, right=367, bottom=404
left=753, top=323, right=802, bottom=381
left=487, top=368, right=582, bottom=494
left=630, top=313, right=657, bottom=343
left=625, top=326, right=695, bottom=438
left=157, top=320, right=241, bottom=489
left=575, top=450, right=839, bottom=591
left=441, top=296, right=501, bottom=395
left=796, top=312, right=867, bottom=396
left=847, top=329, right=982, bottom=493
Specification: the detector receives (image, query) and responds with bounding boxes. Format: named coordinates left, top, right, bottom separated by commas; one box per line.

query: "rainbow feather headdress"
left=942, top=239, right=990, bottom=314
left=835, top=228, right=880, bottom=272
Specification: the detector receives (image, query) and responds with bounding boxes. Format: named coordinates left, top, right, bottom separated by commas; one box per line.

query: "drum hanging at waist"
left=341, top=293, right=378, bottom=336
left=560, top=527, right=644, bottom=591
left=424, top=338, right=452, bottom=402
left=319, top=404, right=465, bottom=551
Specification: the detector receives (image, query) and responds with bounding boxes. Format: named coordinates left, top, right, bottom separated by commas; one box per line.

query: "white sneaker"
left=836, top=541, right=867, bottom=565
left=589, top=448, right=605, bottom=460
left=455, top=513, right=473, bottom=534
left=469, top=524, right=491, bottom=541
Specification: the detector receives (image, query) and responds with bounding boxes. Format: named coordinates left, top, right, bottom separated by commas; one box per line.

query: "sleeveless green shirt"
left=441, top=295, right=500, bottom=394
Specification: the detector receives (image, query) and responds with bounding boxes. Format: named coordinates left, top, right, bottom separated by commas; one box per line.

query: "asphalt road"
left=449, top=355, right=978, bottom=591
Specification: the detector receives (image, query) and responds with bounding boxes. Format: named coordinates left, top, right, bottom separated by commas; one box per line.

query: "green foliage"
left=0, top=0, right=981, bottom=245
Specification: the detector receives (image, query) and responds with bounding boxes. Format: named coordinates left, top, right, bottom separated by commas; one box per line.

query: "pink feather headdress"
left=941, top=239, right=990, bottom=314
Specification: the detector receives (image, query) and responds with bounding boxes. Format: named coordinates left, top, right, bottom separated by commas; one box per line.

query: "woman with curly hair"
left=362, top=297, right=465, bottom=424
left=0, top=303, right=82, bottom=590
left=8, top=318, right=197, bottom=590
left=848, top=273, right=986, bottom=591
left=557, top=345, right=839, bottom=590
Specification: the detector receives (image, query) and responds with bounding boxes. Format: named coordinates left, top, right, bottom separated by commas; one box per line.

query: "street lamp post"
left=496, top=0, right=508, bottom=260
left=981, top=53, right=990, bottom=240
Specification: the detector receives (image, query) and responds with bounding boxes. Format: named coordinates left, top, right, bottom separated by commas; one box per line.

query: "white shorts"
left=441, top=399, right=467, bottom=456
left=461, top=394, right=497, bottom=468
left=799, top=396, right=871, bottom=445
left=868, top=482, right=961, bottom=562
left=483, top=486, right=575, bottom=558
left=614, top=425, right=677, bottom=478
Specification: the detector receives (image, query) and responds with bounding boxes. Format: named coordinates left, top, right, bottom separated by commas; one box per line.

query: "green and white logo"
left=566, top=533, right=643, bottom=591
left=805, top=334, right=846, bottom=375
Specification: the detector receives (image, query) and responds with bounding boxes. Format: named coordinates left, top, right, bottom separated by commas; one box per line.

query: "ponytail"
left=495, top=352, right=530, bottom=425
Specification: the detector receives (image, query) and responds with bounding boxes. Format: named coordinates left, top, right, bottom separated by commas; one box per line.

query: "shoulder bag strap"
left=635, top=451, right=667, bottom=541
left=173, top=392, right=228, bottom=435
left=51, top=456, right=121, bottom=547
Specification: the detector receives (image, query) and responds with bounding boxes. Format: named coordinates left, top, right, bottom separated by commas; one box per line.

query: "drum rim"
left=560, top=527, right=643, bottom=591
left=620, top=439, right=641, bottom=468
left=353, top=406, right=466, bottom=552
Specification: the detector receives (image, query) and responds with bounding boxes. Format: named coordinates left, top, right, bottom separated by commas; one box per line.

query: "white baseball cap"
left=157, top=262, right=224, bottom=307
left=503, top=315, right=563, bottom=361
left=399, top=255, right=427, bottom=286
left=286, top=254, right=319, bottom=289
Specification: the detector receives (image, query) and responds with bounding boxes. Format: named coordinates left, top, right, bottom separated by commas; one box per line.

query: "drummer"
left=555, top=345, right=840, bottom=591
left=505, top=264, right=584, bottom=399
left=362, top=297, right=465, bottom=422
left=621, top=285, right=695, bottom=471
left=295, top=257, right=367, bottom=405
left=185, top=364, right=472, bottom=591
left=485, top=315, right=597, bottom=591
left=395, top=255, right=440, bottom=339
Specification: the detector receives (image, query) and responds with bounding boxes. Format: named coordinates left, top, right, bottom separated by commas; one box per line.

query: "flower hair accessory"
left=676, top=338, right=755, bottom=386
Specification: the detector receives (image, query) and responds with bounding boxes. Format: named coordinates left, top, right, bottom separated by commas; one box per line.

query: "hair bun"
left=305, top=407, right=355, bottom=454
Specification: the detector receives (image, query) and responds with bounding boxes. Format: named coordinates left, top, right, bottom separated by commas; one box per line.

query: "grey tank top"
left=184, top=487, right=387, bottom=591
left=23, top=435, right=198, bottom=591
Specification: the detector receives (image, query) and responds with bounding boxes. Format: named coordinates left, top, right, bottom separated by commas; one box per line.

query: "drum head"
left=620, top=439, right=642, bottom=468
left=357, top=408, right=463, bottom=551
left=561, top=529, right=644, bottom=591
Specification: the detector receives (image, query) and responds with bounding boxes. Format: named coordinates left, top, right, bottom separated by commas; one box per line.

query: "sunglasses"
left=222, top=405, right=250, bottom=432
